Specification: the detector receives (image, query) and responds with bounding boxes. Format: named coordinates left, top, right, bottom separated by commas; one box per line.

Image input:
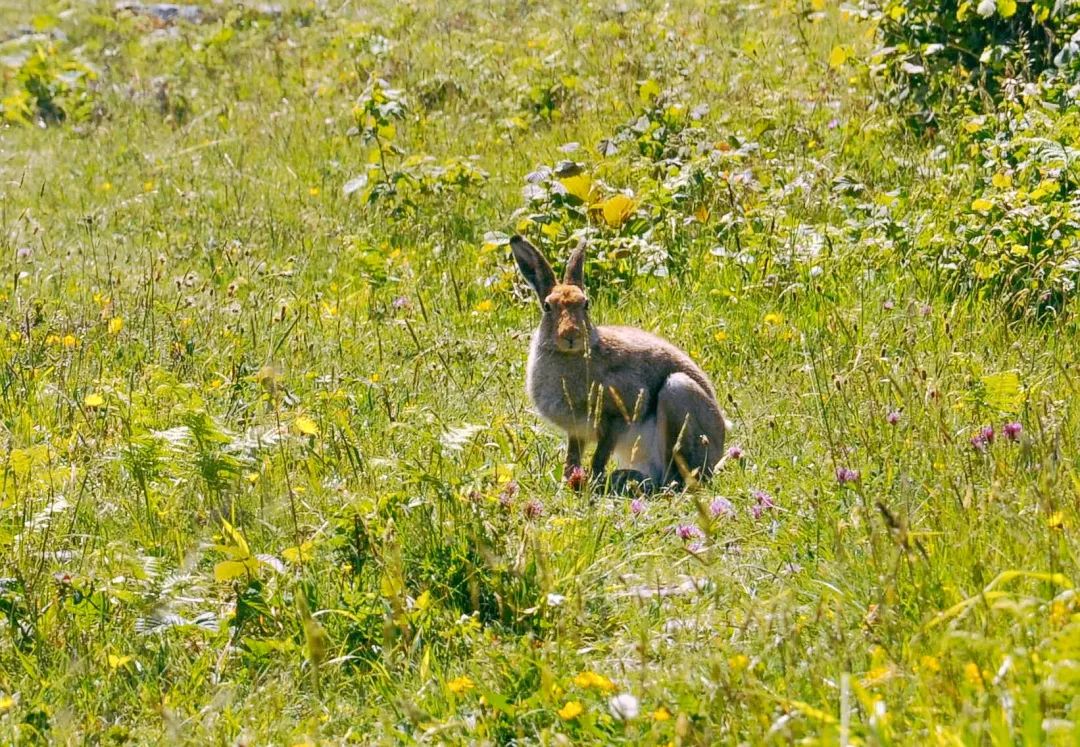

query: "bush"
left=862, top=0, right=1080, bottom=125
left=0, top=43, right=98, bottom=125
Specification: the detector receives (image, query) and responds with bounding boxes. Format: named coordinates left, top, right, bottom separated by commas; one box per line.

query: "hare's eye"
left=542, top=301, right=551, bottom=313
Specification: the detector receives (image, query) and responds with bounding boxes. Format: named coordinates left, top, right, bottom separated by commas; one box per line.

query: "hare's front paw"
left=608, top=469, right=654, bottom=496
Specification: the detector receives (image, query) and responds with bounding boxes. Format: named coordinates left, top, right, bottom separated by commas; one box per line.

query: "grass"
left=1, top=0, right=1079, bottom=743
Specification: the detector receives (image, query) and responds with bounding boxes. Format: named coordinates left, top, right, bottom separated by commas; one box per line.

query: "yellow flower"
left=84, top=393, right=105, bottom=408
left=294, top=416, right=319, bottom=437
left=308, top=186, right=320, bottom=197
left=713, top=330, right=728, bottom=342
left=919, top=655, right=941, bottom=674
left=557, top=701, right=583, bottom=720
left=600, top=194, right=636, bottom=227
left=728, top=654, right=750, bottom=673
left=963, top=662, right=983, bottom=690
left=763, top=312, right=784, bottom=326
left=652, top=706, right=671, bottom=721
left=108, top=317, right=124, bottom=335
left=861, top=665, right=894, bottom=687
left=447, top=675, right=475, bottom=694
left=63, top=334, right=78, bottom=348
left=971, top=198, right=993, bottom=213
left=107, top=654, right=133, bottom=669
left=573, top=670, right=616, bottom=692
left=474, top=299, right=494, bottom=313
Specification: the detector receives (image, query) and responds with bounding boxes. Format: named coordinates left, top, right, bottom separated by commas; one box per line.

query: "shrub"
left=1, top=44, right=98, bottom=125
left=861, top=0, right=1080, bottom=125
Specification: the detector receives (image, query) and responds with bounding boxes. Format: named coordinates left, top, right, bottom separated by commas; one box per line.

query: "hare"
left=510, top=235, right=729, bottom=492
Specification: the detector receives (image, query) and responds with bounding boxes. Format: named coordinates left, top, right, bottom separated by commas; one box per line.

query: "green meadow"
left=1, top=0, right=1078, bottom=743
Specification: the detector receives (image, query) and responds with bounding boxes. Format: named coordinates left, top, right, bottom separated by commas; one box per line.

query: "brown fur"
left=510, top=235, right=729, bottom=491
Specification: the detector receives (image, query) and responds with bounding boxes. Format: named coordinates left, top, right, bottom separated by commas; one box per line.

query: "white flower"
left=608, top=693, right=640, bottom=721
left=976, top=0, right=996, bottom=18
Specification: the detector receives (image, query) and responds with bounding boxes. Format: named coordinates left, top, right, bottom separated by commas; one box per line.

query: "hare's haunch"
left=510, top=235, right=729, bottom=492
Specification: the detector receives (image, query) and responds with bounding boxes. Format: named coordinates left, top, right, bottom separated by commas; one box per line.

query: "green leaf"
left=213, top=560, right=250, bottom=582
left=638, top=79, right=661, bottom=102
left=220, top=520, right=251, bottom=558
left=981, top=371, right=1022, bottom=412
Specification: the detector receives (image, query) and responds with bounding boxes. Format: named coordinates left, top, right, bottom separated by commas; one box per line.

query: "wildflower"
left=725, top=444, right=744, bottom=461
left=971, top=425, right=995, bottom=450
left=630, top=498, right=645, bottom=515
left=886, top=410, right=901, bottom=426
left=499, top=480, right=518, bottom=508
left=391, top=295, right=411, bottom=310
left=675, top=524, right=703, bottom=541
left=16, top=247, right=31, bottom=261
left=975, top=0, right=996, bottom=17
left=447, top=675, right=475, bottom=694
left=523, top=498, right=544, bottom=519
left=835, top=467, right=860, bottom=485
left=558, top=701, right=583, bottom=720
left=919, top=655, right=941, bottom=674
left=652, top=706, right=671, bottom=721
left=749, top=489, right=775, bottom=519
left=566, top=466, right=587, bottom=490
left=963, top=662, right=984, bottom=689
left=827, top=118, right=840, bottom=129
left=1003, top=421, right=1022, bottom=441
left=709, top=497, right=734, bottom=518
left=573, top=670, right=616, bottom=692
left=608, top=693, right=640, bottom=721
left=883, top=299, right=895, bottom=310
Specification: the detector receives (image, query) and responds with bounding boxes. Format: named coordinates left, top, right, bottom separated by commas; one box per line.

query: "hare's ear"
left=564, top=242, right=585, bottom=288
left=510, top=235, right=556, bottom=302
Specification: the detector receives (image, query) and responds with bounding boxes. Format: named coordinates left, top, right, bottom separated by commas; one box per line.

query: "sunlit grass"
left=0, top=0, right=1077, bottom=744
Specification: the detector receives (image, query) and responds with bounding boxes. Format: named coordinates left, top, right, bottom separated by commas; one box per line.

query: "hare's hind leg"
left=657, top=373, right=727, bottom=487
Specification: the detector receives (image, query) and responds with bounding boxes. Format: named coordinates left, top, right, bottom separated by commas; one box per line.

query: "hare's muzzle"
left=556, top=330, right=586, bottom=353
